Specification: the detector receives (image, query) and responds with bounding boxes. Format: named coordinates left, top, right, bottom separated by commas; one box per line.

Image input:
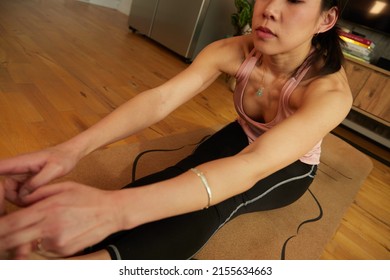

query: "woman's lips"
left=255, top=27, right=276, bottom=39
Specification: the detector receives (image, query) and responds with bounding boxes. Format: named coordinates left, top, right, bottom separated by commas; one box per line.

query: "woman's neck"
left=262, top=43, right=313, bottom=78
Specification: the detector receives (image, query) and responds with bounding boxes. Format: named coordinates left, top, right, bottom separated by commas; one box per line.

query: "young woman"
left=0, top=0, right=351, bottom=260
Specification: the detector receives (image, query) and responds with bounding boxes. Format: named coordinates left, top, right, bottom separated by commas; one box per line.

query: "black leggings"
left=85, top=121, right=317, bottom=259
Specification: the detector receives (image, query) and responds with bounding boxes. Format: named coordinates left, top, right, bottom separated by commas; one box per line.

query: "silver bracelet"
left=190, top=168, right=212, bottom=209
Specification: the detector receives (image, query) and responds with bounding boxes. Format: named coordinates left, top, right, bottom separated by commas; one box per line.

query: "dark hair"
left=309, top=0, right=345, bottom=76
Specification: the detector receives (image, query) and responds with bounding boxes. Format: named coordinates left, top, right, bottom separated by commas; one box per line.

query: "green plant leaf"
left=239, top=8, right=251, bottom=28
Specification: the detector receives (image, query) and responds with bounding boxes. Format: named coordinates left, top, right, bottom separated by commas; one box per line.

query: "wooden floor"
left=0, top=0, right=388, bottom=259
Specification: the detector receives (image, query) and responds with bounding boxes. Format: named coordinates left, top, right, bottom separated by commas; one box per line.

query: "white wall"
left=78, top=0, right=132, bottom=15
left=117, top=0, right=132, bottom=15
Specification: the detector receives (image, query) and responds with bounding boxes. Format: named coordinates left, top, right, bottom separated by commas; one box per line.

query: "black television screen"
left=341, top=0, right=390, bottom=35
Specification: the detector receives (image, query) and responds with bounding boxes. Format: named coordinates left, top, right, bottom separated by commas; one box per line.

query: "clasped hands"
left=0, top=146, right=124, bottom=260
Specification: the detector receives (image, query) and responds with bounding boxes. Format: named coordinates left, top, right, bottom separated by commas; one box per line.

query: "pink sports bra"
left=233, top=49, right=322, bottom=165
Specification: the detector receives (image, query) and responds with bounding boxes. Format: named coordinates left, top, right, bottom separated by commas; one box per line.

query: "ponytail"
left=307, top=0, right=345, bottom=76
left=310, top=25, right=345, bottom=76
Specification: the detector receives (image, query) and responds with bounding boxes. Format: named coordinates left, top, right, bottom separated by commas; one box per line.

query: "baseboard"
left=77, top=0, right=132, bottom=15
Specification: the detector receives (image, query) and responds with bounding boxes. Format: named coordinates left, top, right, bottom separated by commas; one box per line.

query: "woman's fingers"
left=0, top=184, right=67, bottom=239
left=0, top=184, right=5, bottom=216
left=0, top=209, right=35, bottom=238
left=0, top=223, right=42, bottom=254
left=20, top=163, right=67, bottom=197
left=2, top=176, right=30, bottom=206
left=0, top=186, right=60, bottom=252
left=0, top=154, right=38, bottom=175
left=12, top=243, right=33, bottom=260
left=0, top=147, right=78, bottom=205
left=18, top=182, right=66, bottom=205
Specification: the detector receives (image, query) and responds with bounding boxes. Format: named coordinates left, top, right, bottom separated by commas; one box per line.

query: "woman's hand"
left=0, top=185, right=9, bottom=259
left=0, top=144, right=81, bottom=206
left=0, top=181, right=124, bottom=258
left=0, top=183, right=5, bottom=216
left=0, top=182, right=13, bottom=259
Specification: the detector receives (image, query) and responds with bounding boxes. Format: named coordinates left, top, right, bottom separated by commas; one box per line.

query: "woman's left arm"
left=0, top=73, right=352, bottom=258
left=118, top=73, right=353, bottom=225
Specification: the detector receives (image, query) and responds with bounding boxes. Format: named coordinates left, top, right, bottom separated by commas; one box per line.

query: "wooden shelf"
left=343, top=57, right=390, bottom=149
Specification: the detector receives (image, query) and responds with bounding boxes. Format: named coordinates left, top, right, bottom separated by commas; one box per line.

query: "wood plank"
left=353, top=72, right=390, bottom=122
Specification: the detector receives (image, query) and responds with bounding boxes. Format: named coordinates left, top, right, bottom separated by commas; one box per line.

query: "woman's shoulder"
left=207, top=34, right=253, bottom=52
left=304, top=67, right=353, bottom=109
left=198, top=34, right=255, bottom=75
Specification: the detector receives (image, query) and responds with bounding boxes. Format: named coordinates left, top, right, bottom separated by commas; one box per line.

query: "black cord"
left=280, top=188, right=323, bottom=260
left=131, top=135, right=211, bottom=182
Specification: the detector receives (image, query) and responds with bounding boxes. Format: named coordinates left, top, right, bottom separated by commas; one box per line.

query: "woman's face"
left=251, top=0, right=327, bottom=55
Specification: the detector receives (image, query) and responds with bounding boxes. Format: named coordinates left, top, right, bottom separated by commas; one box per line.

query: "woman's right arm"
left=54, top=37, right=233, bottom=161
left=0, top=36, right=242, bottom=201
left=67, top=35, right=249, bottom=156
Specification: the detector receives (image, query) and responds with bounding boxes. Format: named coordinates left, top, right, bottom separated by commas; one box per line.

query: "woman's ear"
left=317, top=7, right=339, bottom=34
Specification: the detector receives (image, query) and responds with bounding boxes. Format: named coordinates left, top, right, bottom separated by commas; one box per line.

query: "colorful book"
left=341, top=41, right=372, bottom=57
left=339, top=35, right=375, bottom=50
left=339, top=30, right=375, bottom=47
left=343, top=51, right=371, bottom=63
